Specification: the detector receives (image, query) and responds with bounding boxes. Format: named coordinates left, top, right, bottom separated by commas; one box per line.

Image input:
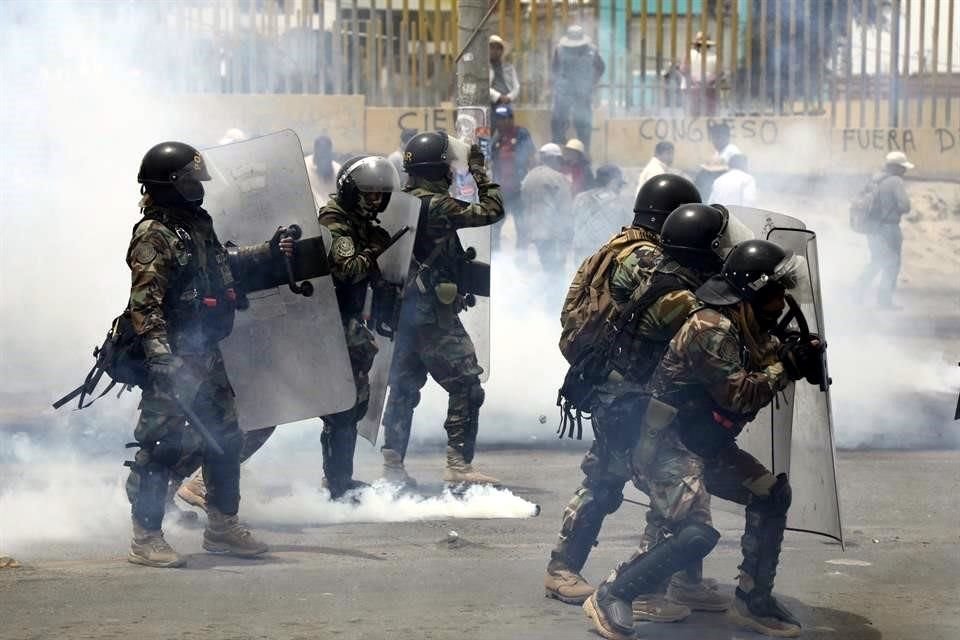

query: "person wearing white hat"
left=521, top=143, right=573, bottom=269
left=854, top=151, right=914, bottom=309
left=563, top=138, right=595, bottom=195
left=551, top=25, right=605, bottom=151
left=489, top=34, right=520, bottom=106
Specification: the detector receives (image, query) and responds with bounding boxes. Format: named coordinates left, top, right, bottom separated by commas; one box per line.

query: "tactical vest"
left=608, top=271, right=696, bottom=383
left=319, top=205, right=390, bottom=319
left=138, top=206, right=238, bottom=349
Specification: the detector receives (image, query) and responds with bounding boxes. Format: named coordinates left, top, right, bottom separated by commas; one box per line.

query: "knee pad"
left=149, top=432, right=186, bottom=467
left=673, top=522, right=721, bottom=559
left=384, top=390, right=420, bottom=424
left=467, top=383, right=485, bottom=409
left=583, top=478, right=624, bottom=515
left=750, top=473, right=792, bottom=517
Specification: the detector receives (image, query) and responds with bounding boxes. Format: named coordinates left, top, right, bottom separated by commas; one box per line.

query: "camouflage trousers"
left=381, top=311, right=484, bottom=462
left=126, top=348, right=242, bottom=530
left=548, top=379, right=646, bottom=573
left=633, top=427, right=774, bottom=555
left=177, top=318, right=378, bottom=484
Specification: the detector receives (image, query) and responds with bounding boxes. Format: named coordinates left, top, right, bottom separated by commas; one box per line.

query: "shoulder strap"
left=612, top=272, right=689, bottom=333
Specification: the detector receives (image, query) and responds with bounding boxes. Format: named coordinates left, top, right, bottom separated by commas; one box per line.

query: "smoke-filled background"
left=1, top=1, right=958, bottom=555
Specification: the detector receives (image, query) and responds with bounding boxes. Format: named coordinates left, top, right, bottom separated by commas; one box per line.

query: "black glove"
left=142, top=337, right=183, bottom=391
left=778, top=337, right=824, bottom=384
left=467, top=143, right=485, bottom=175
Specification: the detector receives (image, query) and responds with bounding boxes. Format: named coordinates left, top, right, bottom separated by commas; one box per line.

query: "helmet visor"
left=344, top=156, right=401, bottom=194
left=715, top=211, right=755, bottom=259
left=170, top=153, right=211, bottom=202
left=744, top=253, right=810, bottom=297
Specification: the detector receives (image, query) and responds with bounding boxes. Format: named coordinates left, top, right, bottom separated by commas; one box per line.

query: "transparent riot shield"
left=453, top=107, right=493, bottom=381
left=723, top=207, right=843, bottom=545
left=457, top=225, right=492, bottom=382
left=357, top=192, right=421, bottom=444
left=203, top=130, right=356, bottom=431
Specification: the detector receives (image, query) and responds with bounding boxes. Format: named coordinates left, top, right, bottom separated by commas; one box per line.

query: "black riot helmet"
left=660, top=203, right=730, bottom=271
left=403, top=131, right=450, bottom=174
left=697, top=239, right=806, bottom=306
left=335, top=155, right=400, bottom=217
left=137, top=141, right=211, bottom=204
left=632, top=173, right=702, bottom=233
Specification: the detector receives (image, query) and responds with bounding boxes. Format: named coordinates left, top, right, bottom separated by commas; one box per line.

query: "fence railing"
left=89, top=0, right=958, bottom=127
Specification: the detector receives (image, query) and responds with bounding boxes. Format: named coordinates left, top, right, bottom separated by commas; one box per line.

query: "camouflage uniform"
left=644, top=303, right=791, bottom=591
left=549, top=229, right=664, bottom=576
left=125, top=204, right=244, bottom=530
left=315, top=199, right=390, bottom=490
left=381, top=174, right=504, bottom=464
left=182, top=198, right=391, bottom=495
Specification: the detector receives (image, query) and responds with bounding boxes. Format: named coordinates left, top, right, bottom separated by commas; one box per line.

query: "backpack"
left=52, top=310, right=146, bottom=410
left=849, top=175, right=883, bottom=234
left=555, top=228, right=659, bottom=439
left=559, top=227, right=654, bottom=365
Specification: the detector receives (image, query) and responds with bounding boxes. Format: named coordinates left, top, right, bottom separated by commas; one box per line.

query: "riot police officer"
left=380, top=131, right=504, bottom=486
left=125, top=141, right=268, bottom=567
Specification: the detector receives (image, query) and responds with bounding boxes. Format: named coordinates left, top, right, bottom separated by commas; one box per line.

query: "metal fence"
left=86, top=1, right=958, bottom=126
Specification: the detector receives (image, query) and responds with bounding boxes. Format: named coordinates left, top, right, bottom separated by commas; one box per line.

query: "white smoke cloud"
left=0, top=435, right=537, bottom=557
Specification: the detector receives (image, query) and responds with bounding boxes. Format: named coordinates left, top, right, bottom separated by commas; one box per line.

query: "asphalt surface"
left=1, top=447, right=958, bottom=640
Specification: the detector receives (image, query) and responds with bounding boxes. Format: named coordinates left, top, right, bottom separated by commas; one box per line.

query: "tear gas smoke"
left=1, top=3, right=958, bottom=560
left=0, top=434, right=537, bottom=557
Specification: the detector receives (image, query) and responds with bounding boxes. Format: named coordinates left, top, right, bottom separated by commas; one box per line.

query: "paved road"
left=1, top=448, right=957, bottom=640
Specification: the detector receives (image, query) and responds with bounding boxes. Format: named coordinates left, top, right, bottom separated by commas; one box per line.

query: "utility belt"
left=166, top=285, right=238, bottom=346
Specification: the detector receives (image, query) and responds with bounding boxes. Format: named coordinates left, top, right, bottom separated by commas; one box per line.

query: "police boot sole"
left=127, top=552, right=185, bottom=568
left=727, top=604, right=801, bottom=638
left=202, top=539, right=268, bottom=557
left=545, top=587, right=591, bottom=605
left=582, top=595, right=635, bottom=640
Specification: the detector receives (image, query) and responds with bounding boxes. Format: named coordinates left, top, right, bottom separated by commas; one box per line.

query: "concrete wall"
left=180, top=95, right=958, bottom=180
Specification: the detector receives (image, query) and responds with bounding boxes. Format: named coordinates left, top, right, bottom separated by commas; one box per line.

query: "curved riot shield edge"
left=202, top=130, right=356, bottom=432
left=357, top=191, right=421, bottom=445
left=719, top=207, right=844, bottom=546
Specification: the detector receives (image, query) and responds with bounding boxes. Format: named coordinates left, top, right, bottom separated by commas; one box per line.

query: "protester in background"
left=490, top=104, right=536, bottom=251
left=636, top=141, right=677, bottom=195
left=551, top=25, right=605, bottom=151
left=854, top=151, right=914, bottom=310
left=682, top=32, right=720, bottom=116
left=571, top=164, right=629, bottom=264
left=388, top=127, right=418, bottom=187
left=695, top=122, right=742, bottom=195
left=563, top=138, right=594, bottom=196
left=489, top=34, right=520, bottom=107
left=305, top=134, right=342, bottom=205
left=522, top=143, right=572, bottom=272
left=708, top=154, right=756, bottom=206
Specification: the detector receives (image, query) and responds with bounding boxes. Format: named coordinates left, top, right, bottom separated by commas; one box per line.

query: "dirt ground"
left=1, top=447, right=957, bottom=640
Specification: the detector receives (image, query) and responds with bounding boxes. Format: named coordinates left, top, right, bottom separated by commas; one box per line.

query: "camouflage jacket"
left=650, top=303, right=789, bottom=429
left=404, top=172, right=504, bottom=324
left=126, top=203, right=237, bottom=354
left=318, top=198, right=392, bottom=318
left=607, top=228, right=663, bottom=306
left=610, top=261, right=705, bottom=382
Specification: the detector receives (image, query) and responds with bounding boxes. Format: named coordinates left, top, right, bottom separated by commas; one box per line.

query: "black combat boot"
left=583, top=523, right=720, bottom=639
left=321, top=425, right=367, bottom=501
left=730, top=475, right=801, bottom=637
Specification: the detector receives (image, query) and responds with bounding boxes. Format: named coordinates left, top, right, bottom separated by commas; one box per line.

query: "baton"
left=171, top=392, right=225, bottom=456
